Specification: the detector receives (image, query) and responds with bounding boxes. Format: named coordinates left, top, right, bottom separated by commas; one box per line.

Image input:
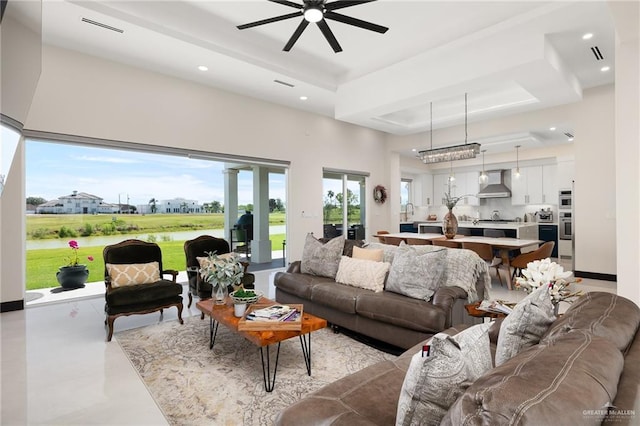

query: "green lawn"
left=27, top=234, right=286, bottom=290
left=27, top=213, right=286, bottom=239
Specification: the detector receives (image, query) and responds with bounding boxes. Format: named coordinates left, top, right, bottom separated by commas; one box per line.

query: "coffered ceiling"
left=38, top=0, right=616, bottom=152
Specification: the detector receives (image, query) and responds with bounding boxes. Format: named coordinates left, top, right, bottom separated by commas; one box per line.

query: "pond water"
left=26, top=225, right=286, bottom=250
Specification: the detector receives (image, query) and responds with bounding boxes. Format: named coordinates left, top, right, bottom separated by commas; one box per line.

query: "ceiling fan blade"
left=325, top=1, right=376, bottom=11
left=324, top=10, right=388, bottom=33
left=283, top=19, right=310, bottom=51
left=268, top=0, right=304, bottom=9
left=317, top=19, right=343, bottom=53
left=237, top=11, right=302, bottom=30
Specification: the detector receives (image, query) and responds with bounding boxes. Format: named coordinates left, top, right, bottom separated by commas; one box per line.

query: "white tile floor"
left=1, top=264, right=615, bottom=425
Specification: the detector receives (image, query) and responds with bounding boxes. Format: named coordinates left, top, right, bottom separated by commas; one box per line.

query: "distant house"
left=36, top=191, right=104, bottom=214
left=156, top=198, right=202, bottom=214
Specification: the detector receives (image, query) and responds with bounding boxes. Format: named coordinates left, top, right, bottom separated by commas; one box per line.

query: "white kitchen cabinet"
left=512, top=165, right=558, bottom=205
left=433, top=174, right=450, bottom=206
left=556, top=160, right=575, bottom=190
left=542, top=164, right=558, bottom=204
left=420, top=173, right=434, bottom=206
left=511, top=166, right=543, bottom=205
left=461, top=172, right=480, bottom=205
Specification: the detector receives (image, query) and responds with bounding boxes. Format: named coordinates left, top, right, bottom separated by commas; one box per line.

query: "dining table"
left=373, top=232, right=542, bottom=290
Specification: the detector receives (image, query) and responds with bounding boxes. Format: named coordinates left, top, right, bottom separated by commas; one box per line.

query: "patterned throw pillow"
left=335, top=256, right=390, bottom=292
left=385, top=245, right=447, bottom=301
left=396, top=323, right=493, bottom=426
left=495, top=284, right=556, bottom=366
left=352, top=245, right=383, bottom=262
left=301, top=233, right=345, bottom=278
left=107, top=261, right=161, bottom=288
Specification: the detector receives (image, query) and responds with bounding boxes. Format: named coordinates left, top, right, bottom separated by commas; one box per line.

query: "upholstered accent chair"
left=103, top=239, right=184, bottom=342
left=183, top=235, right=255, bottom=309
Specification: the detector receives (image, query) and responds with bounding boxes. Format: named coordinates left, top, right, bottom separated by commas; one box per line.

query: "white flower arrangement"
left=515, top=258, right=582, bottom=304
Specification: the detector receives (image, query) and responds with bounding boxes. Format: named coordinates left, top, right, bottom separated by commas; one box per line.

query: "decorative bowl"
left=230, top=289, right=262, bottom=304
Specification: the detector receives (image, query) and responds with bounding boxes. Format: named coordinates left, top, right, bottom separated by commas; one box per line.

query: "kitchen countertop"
left=417, top=221, right=539, bottom=229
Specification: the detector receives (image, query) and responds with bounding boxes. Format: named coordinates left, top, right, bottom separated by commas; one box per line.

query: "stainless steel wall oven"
left=559, top=212, right=572, bottom=240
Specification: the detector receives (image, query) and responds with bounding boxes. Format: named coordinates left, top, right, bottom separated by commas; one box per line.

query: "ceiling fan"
left=237, top=0, right=388, bottom=53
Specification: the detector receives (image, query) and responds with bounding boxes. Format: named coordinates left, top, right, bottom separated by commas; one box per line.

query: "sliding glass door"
left=322, top=170, right=366, bottom=240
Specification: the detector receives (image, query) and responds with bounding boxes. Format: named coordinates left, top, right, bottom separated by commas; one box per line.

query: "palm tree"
left=148, top=198, right=157, bottom=214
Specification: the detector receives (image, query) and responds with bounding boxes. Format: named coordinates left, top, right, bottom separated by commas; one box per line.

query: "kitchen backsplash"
left=403, top=198, right=557, bottom=223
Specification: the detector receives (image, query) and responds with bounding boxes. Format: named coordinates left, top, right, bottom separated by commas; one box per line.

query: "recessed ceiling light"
left=299, top=96, right=308, bottom=101
left=568, top=137, right=574, bottom=142
left=549, top=127, right=556, bottom=131
left=582, top=33, right=593, bottom=40
left=601, top=66, right=611, bottom=72
left=198, top=65, right=208, bottom=71
left=412, top=148, right=417, bottom=152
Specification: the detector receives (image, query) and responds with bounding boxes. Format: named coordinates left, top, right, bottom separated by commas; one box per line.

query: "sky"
left=26, top=140, right=286, bottom=207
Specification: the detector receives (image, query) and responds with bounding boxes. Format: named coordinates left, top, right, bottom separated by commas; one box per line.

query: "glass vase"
left=442, top=208, right=458, bottom=239
left=212, top=281, right=228, bottom=305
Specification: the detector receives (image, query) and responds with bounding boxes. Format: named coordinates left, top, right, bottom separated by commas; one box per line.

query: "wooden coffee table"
left=196, top=297, right=327, bottom=392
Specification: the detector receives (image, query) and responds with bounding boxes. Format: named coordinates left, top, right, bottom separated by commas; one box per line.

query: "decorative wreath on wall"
left=373, top=185, right=387, bottom=204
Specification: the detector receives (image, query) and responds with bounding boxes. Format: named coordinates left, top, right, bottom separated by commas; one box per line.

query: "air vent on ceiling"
left=274, top=79, right=295, bottom=88
left=564, top=132, right=574, bottom=138
left=590, top=46, right=604, bottom=61
left=81, top=18, right=124, bottom=33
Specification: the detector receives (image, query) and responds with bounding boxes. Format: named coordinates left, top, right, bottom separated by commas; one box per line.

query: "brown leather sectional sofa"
left=275, top=291, right=640, bottom=425
left=274, top=260, right=485, bottom=350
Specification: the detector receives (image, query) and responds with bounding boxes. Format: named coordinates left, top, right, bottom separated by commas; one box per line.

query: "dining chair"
left=384, top=236, right=405, bottom=246
left=376, top=230, right=390, bottom=243
left=461, top=242, right=503, bottom=286
left=510, top=241, right=556, bottom=279
left=432, top=238, right=461, bottom=248
left=406, top=237, right=432, bottom=245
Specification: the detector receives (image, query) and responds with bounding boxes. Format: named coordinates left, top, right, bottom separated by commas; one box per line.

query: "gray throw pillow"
left=363, top=242, right=399, bottom=263
left=396, top=323, right=493, bottom=426
left=385, top=245, right=446, bottom=301
left=300, top=233, right=345, bottom=279
left=495, top=284, right=556, bottom=366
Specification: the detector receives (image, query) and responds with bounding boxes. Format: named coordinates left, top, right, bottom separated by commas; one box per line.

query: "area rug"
left=115, top=316, right=396, bottom=425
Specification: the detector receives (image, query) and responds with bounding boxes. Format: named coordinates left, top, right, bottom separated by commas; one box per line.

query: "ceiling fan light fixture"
left=304, top=7, right=323, bottom=23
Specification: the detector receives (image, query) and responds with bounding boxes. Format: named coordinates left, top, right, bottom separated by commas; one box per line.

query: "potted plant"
left=199, top=252, right=245, bottom=305
left=56, top=240, right=94, bottom=290
left=230, top=286, right=262, bottom=317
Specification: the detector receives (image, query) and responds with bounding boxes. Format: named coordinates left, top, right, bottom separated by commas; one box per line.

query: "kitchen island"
left=416, top=221, right=538, bottom=239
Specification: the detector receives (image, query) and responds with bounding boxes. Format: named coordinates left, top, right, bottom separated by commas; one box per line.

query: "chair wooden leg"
left=494, top=266, right=503, bottom=286
left=106, top=316, right=115, bottom=342
left=177, top=303, right=184, bottom=324
left=188, top=292, right=193, bottom=309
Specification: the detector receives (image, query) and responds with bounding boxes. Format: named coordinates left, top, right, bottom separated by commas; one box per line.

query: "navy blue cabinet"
left=538, top=224, right=559, bottom=258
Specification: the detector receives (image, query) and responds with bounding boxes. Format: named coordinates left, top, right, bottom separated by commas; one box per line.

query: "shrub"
left=58, top=226, right=77, bottom=238
left=101, top=222, right=117, bottom=235
left=31, top=228, right=51, bottom=239
left=160, top=234, right=173, bottom=242
left=80, top=223, right=94, bottom=237
left=146, top=234, right=158, bottom=243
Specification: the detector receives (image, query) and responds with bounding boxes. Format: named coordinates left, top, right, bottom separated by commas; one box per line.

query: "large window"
left=400, top=178, right=412, bottom=209
left=24, top=139, right=287, bottom=291
left=322, top=170, right=367, bottom=240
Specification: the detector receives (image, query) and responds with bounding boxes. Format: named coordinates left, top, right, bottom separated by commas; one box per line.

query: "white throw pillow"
left=107, top=261, right=161, bottom=288
left=335, top=256, right=390, bottom=292
left=495, top=284, right=556, bottom=366
left=396, top=323, right=493, bottom=426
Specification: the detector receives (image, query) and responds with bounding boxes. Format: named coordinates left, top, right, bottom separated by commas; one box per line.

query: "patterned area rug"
left=116, top=316, right=396, bottom=425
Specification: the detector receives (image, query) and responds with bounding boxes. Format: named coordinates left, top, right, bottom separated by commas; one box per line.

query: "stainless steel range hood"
left=477, top=170, right=511, bottom=198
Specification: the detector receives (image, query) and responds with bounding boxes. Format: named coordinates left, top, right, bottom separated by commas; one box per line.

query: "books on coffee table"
left=238, top=303, right=303, bottom=331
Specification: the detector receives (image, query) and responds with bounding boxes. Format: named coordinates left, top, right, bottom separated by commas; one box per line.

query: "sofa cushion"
left=335, top=256, right=390, bottom=292
left=310, top=281, right=372, bottom=314
left=319, top=237, right=364, bottom=257
left=274, top=272, right=334, bottom=300
left=396, top=323, right=493, bottom=426
left=356, top=291, right=447, bottom=333
left=542, top=291, right=640, bottom=351
left=301, top=233, right=345, bottom=278
left=353, top=245, right=383, bottom=261
left=106, top=261, right=161, bottom=287
left=495, top=284, right=556, bottom=366
left=106, top=279, right=182, bottom=307
left=443, top=332, right=624, bottom=426
left=386, top=245, right=446, bottom=301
